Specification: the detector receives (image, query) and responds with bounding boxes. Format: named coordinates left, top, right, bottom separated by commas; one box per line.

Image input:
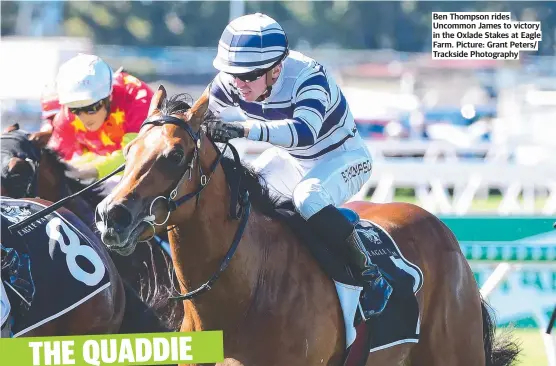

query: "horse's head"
left=1, top=124, right=42, bottom=198
left=96, top=85, right=212, bottom=255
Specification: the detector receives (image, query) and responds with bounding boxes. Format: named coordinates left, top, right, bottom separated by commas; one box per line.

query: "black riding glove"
left=205, top=121, right=245, bottom=143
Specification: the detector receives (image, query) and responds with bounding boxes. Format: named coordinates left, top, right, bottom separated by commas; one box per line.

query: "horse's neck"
left=36, top=153, right=67, bottom=202
left=168, top=143, right=286, bottom=332
left=168, top=181, right=256, bottom=330
left=36, top=153, right=95, bottom=229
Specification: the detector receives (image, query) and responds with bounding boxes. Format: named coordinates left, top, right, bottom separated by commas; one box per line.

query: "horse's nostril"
left=101, top=230, right=121, bottom=247
left=107, top=203, right=133, bottom=231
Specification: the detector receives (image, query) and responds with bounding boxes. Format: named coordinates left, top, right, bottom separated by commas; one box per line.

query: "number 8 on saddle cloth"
left=0, top=197, right=110, bottom=337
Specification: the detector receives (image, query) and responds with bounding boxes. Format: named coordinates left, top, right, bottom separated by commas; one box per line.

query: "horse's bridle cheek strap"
left=140, top=114, right=251, bottom=302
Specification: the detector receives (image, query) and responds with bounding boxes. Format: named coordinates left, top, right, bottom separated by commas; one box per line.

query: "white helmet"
left=213, top=13, right=289, bottom=75
left=56, top=54, right=113, bottom=108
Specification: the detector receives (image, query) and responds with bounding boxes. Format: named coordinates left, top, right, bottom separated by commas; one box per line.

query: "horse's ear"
left=186, top=86, right=210, bottom=128
left=148, top=85, right=167, bottom=116
left=3, top=123, right=20, bottom=133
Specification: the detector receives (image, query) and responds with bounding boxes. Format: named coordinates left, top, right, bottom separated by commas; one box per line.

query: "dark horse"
left=0, top=124, right=182, bottom=327
left=95, top=86, right=520, bottom=366
left=1, top=196, right=170, bottom=337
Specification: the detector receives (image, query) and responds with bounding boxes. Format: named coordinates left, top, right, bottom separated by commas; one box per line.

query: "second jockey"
left=205, top=13, right=391, bottom=317
left=48, top=54, right=153, bottom=188
left=28, top=82, right=62, bottom=147
left=40, top=82, right=61, bottom=131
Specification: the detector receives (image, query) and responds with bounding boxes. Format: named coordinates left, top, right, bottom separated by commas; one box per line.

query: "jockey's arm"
left=242, top=83, right=328, bottom=148
left=208, top=73, right=329, bottom=148
left=69, top=151, right=98, bottom=165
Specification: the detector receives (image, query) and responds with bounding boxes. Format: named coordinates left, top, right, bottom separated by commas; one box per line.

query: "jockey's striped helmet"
left=213, top=13, right=289, bottom=75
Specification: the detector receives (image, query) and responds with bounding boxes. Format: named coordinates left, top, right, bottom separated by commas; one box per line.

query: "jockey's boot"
left=344, top=226, right=393, bottom=318
left=307, top=205, right=392, bottom=318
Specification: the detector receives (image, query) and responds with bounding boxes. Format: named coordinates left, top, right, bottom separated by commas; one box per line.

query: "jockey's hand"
left=205, top=121, right=245, bottom=143
left=65, top=164, right=98, bottom=182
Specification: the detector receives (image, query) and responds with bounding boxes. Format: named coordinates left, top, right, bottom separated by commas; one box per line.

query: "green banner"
left=0, top=331, right=223, bottom=366
left=439, top=216, right=553, bottom=241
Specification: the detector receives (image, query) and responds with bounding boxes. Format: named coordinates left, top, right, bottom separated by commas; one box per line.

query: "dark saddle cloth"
left=1, top=197, right=110, bottom=337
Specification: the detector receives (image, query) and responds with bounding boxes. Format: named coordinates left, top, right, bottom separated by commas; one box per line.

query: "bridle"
left=139, top=114, right=251, bottom=301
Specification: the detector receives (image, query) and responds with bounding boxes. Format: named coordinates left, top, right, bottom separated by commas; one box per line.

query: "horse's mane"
left=219, top=157, right=284, bottom=216
left=162, top=93, right=284, bottom=216
left=40, top=148, right=107, bottom=207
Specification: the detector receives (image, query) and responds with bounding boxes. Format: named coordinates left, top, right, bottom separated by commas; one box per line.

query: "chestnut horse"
left=1, top=197, right=170, bottom=338
left=95, top=86, right=520, bottom=366
left=0, top=124, right=182, bottom=327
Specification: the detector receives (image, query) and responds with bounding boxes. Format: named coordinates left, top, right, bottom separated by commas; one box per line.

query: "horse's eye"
left=166, top=149, right=185, bottom=165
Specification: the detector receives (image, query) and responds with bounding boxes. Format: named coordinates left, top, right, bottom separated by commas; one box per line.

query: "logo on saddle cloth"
left=356, top=224, right=405, bottom=260
left=1, top=205, right=33, bottom=225
left=355, top=220, right=420, bottom=289
left=1, top=204, right=50, bottom=238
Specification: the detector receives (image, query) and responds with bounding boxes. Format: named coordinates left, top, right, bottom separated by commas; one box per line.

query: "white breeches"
left=249, top=143, right=373, bottom=219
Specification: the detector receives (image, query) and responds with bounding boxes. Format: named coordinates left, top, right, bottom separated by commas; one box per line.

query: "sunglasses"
left=69, top=99, right=105, bottom=115
left=229, top=69, right=268, bottom=83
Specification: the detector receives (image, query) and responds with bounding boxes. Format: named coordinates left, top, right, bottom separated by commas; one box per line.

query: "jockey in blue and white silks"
left=204, top=13, right=391, bottom=317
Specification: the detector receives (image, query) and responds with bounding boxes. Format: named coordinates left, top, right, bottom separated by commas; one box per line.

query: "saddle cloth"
left=274, top=204, right=424, bottom=354
left=0, top=197, right=111, bottom=337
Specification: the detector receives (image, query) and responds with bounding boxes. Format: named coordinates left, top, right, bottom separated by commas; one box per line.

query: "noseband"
left=140, top=114, right=251, bottom=301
